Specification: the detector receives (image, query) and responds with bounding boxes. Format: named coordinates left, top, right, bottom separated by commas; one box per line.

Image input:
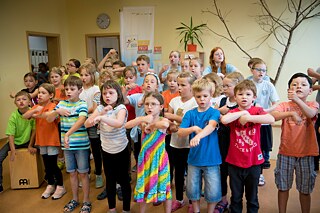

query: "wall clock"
left=96, top=13, right=110, bottom=29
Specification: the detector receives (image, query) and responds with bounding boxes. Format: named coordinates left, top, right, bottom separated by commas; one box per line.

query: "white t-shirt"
left=98, top=104, right=128, bottom=154
left=79, top=85, right=100, bottom=116
left=169, top=96, right=198, bottom=148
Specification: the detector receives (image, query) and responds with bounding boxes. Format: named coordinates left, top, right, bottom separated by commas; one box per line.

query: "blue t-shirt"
left=180, top=107, right=221, bottom=166
left=203, top=63, right=237, bottom=76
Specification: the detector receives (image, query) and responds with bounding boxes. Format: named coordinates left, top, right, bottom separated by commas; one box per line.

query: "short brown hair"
left=136, top=55, right=150, bottom=64
left=39, top=83, right=56, bottom=97
left=15, top=91, right=31, bottom=101
left=64, top=76, right=82, bottom=89
left=234, top=79, right=257, bottom=97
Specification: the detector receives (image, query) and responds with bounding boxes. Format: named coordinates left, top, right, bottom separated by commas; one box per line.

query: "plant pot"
left=187, top=44, right=197, bottom=52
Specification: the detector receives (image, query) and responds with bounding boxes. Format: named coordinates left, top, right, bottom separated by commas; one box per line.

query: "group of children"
left=1, top=47, right=319, bottom=213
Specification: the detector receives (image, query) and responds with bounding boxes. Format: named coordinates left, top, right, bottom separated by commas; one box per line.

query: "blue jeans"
left=186, top=165, right=221, bottom=203
left=0, top=142, right=30, bottom=185
left=64, top=149, right=90, bottom=173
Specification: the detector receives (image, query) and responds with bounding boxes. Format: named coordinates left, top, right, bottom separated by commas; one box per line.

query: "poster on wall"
left=120, top=7, right=154, bottom=68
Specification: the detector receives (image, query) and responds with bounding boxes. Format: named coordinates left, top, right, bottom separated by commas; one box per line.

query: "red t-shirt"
left=226, top=106, right=266, bottom=168
left=126, top=85, right=143, bottom=121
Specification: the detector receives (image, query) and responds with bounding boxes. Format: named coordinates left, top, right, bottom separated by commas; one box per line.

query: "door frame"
left=85, top=33, right=120, bottom=61
left=26, top=31, right=61, bottom=71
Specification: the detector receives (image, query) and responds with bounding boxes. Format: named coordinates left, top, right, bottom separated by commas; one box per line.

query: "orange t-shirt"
left=32, top=102, right=60, bottom=147
left=54, top=86, right=66, bottom=105
left=276, top=101, right=319, bottom=157
left=162, top=90, right=179, bottom=110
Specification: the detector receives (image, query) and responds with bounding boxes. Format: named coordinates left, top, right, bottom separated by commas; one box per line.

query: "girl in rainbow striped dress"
left=125, top=91, right=172, bottom=213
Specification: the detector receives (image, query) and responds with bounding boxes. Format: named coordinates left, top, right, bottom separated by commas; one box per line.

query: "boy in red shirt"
left=221, top=80, right=274, bottom=213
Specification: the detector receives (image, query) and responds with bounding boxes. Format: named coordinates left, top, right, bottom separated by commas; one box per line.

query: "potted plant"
left=176, top=17, right=207, bottom=52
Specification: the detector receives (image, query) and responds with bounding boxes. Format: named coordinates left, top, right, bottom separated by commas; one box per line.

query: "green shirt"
left=5, top=109, right=35, bottom=145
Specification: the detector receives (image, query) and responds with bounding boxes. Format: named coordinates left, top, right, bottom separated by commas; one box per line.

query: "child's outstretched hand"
left=138, top=99, right=144, bottom=108
left=64, top=135, right=70, bottom=148
left=291, top=111, right=302, bottom=125
left=239, top=112, right=251, bottom=125
left=101, top=105, right=113, bottom=115
left=28, top=146, right=37, bottom=155
left=10, top=150, right=16, bottom=161
left=307, top=68, right=316, bottom=78
left=93, top=116, right=102, bottom=124
left=287, top=89, right=299, bottom=102
left=190, top=135, right=201, bottom=147
left=56, top=108, right=71, bottom=117
left=143, top=114, right=154, bottom=124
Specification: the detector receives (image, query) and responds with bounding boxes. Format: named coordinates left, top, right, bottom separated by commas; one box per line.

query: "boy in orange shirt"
left=271, top=73, right=319, bottom=213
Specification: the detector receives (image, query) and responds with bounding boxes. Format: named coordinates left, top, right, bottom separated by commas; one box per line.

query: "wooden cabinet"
left=180, top=52, right=205, bottom=62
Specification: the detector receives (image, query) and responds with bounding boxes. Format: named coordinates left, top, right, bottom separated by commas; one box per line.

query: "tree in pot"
left=176, top=16, right=207, bottom=52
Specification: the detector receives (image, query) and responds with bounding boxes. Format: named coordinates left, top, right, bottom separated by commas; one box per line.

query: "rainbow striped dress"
left=134, top=129, right=172, bottom=203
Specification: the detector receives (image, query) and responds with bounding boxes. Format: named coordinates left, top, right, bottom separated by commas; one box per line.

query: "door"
left=26, top=31, right=61, bottom=72
left=86, top=34, right=120, bottom=64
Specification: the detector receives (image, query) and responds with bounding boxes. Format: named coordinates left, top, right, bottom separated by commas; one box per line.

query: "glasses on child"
left=144, top=103, right=160, bottom=107
left=66, top=63, right=76, bottom=67
left=253, top=68, right=267, bottom=72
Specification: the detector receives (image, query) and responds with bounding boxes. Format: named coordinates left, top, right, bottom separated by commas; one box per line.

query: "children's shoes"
left=52, top=185, right=66, bottom=200
left=41, top=185, right=55, bottom=199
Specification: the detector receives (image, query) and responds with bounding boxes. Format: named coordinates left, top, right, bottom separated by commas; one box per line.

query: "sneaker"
left=41, top=185, right=55, bottom=199
left=132, top=165, right=137, bottom=172
left=52, top=185, right=66, bottom=200
left=57, top=161, right=65, bottom=170
left=117, top=187, right=123, bottom=201
left=153, top=201, right=162, bottom=206
left=0, top=184, right=3, bottom=193
left=97, top=188, right=108, bottom=200
left=95, top=175, right=104, bottom=189
left=188, top=204, right=194, bottom=213
left=259, top=174, right=265, bottom=186
left=263, top=161, right=271, bottom=169
left=171, top=200, right=185, bottom=212
left=214, top=200, right=228, bottom=213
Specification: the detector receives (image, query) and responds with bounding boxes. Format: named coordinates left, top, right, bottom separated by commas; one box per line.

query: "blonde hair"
left=79, top=63, right=97, bottom=86
left=167, top=69, right=180, bottom=80
left=224, top=72, right=244, bottom=86
left=190, top=57, right=203, bottom=67
left=192, top=78, right=212, bottom=94
left=177, top=71, right=197, bottom=85
left=203, top=72, right=223, bottom=97
left=99, top=69, right=114, bottom=86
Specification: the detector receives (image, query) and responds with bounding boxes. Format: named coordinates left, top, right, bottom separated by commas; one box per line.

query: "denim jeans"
left=187, top=164, right=221, bottom=202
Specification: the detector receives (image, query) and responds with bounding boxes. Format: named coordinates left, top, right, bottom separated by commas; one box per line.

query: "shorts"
left=274, top=154, right=317, bottom=194
left=186, top=165, right=221, bottom=203
left=39, top=146, right=59, bottom=155
left=64, top=149, right=90, bottom=173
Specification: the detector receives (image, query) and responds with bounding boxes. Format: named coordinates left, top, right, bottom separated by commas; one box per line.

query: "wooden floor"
left=0, top=149, right=320, bottom=213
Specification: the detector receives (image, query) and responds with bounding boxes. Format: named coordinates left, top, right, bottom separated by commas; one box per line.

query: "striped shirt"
left=55, top=100, right=90, bottom=150
left=98, top=104, right=128, bottom=154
